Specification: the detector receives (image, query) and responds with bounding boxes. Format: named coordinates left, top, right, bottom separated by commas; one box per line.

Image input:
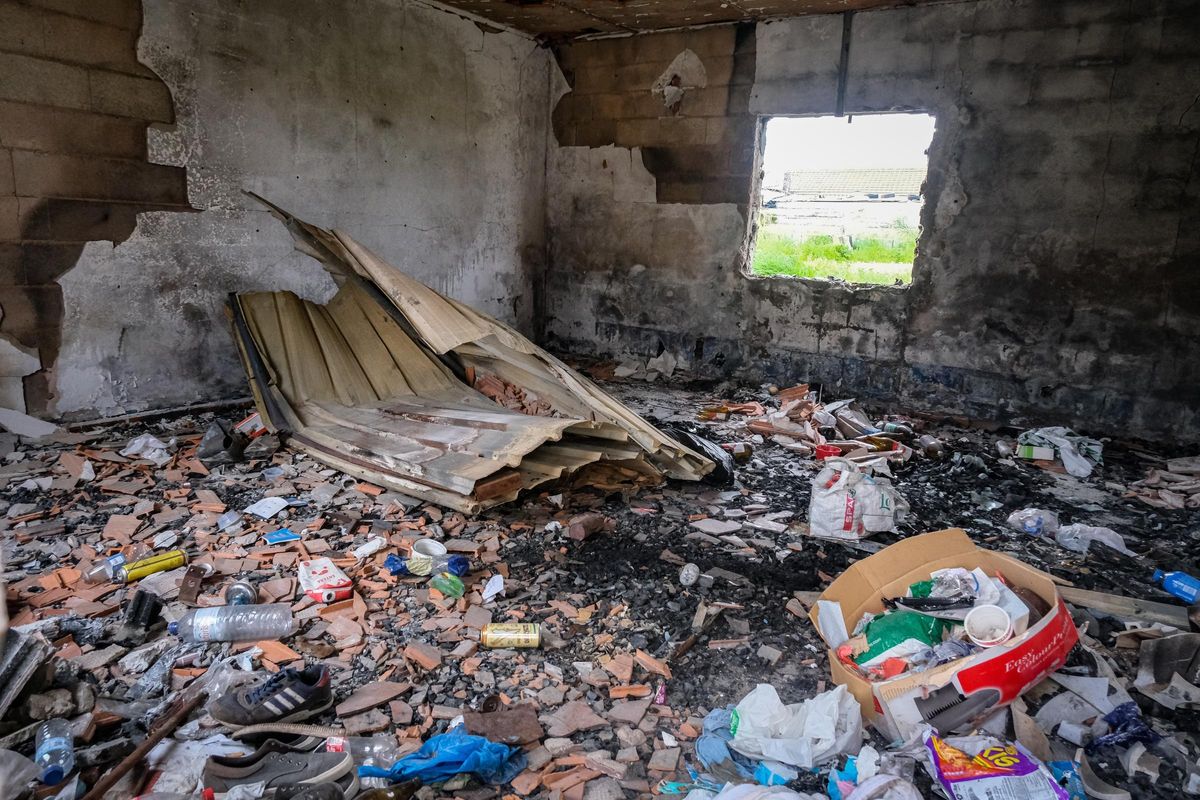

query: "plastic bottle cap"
left=42, top=765, right=65, bottom=785
left=167, top=621, right=179, bottom=635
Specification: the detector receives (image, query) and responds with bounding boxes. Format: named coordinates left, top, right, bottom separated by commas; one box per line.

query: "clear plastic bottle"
left=82, top=543, right=151, bottom=584
left=34, top=718, right=74, bottom=785
left=325, top=735, right=401, bottom=789
left=167, top=603, right=297, bottom=643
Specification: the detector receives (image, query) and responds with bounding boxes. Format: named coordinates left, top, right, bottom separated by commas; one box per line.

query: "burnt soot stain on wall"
left=0, top=0, right=191, bottom=413
left=545, top=3, right=1200, bottom=443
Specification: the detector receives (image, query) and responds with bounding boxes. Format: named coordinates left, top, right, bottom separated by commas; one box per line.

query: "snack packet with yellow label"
left=924, top=732, right=1068, bottom=800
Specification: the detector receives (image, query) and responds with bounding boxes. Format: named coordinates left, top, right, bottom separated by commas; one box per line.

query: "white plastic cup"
left=964, top=604, right=1013, bottom=648
left=411, top=538, right=447, bottom=557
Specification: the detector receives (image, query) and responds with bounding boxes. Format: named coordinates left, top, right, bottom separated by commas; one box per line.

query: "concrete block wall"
left=553, top=25, right=758, bottom=203
left=544, top=0, right=1200, bottom=443
left=0, top=0, right=189, bottom=413
left=3, top=0, right=552, bottom=419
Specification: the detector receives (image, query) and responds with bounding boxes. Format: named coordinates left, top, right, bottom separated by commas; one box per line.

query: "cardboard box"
left=1017, top=444, right=1055, bottom=461
left=810, top=529, right=1077, bottom=741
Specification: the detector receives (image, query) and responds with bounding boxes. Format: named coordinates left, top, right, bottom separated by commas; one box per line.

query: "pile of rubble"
left=1, top=369, right=1198, bottom=800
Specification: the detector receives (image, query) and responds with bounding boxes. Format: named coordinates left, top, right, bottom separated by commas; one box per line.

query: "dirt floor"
left=1, top=375, right=1198, bottom=799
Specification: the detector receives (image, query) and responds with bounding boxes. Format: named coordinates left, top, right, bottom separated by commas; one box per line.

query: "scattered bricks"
left=546, top=701, right=609, bottom=737
left=633, top=649, right=672, bottom=679
left=785, top=598, right=807, bottom=619
left=608, top=684, right=651, bottom=700
left=757, top=644, right=784, bottom=666
left=526, top=745, right=552, bottom=770
left=538, top=685, right=566, bottom=707
left=545, top=738, right=582, bottom=757
left=430, top=704, right=461, bottom=719
left=463, top=605, right=493, bottom=629
left=341, top=708, right=390, bottom=735
left=335, top=681, right=411, bottom=717
left=607, top=699, right=650, bottom=726
left=390, top=700, right=414, bottom=725
left=616, top=727, right=647, bottom=748
left=29, top=689, right=74, bottom=720
left=615, top=747, right=640, bottom=763
left=567, top=512, right=615, bottom=541
left=403, top=641, right=442, bottom=671
left=510, top=770, right=541, bottom=795
left=646, top=747, right=681, bottom=772
left=451, top=639, right=478, bottom=659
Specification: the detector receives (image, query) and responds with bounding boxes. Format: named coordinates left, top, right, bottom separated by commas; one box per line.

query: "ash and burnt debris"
left=0, top=375, right=1197, bottom=799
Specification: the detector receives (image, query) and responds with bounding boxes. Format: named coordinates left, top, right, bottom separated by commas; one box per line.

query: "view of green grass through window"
left=750, top=114, right=935, bottom=285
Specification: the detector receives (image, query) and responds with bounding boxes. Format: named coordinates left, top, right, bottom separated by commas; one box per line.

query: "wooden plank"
left=1059, top=587, right=1191, bottom=629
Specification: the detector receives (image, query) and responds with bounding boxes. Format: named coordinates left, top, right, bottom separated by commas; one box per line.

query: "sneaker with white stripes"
left=211, top=665, right=333, bottom=728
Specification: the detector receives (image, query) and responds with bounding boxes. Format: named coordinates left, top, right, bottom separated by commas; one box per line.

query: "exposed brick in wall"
left=552, top=24, right=758, bottom=204
left=0, top=0, right=189, bottom=413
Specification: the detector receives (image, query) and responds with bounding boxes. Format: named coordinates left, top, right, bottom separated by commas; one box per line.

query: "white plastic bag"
left=1054, top=524, right=1134, bottom=556
left=809, top=459, right=909, bottom=540
left=729, top=683, right=863, bottom=769
left=120, top=433, right=173, bottom=467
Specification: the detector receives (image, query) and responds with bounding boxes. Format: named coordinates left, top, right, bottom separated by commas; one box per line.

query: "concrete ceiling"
left=436, top=0, right=947, bottom=38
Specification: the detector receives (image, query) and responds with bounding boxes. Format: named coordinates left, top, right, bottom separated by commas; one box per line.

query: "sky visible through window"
left=753, top=114, right=936, bottom=285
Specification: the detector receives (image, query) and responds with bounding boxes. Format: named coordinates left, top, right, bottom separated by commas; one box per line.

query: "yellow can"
left=117, top=549, right=187, bottom=583
left=480, top=623, right=541, bottom=649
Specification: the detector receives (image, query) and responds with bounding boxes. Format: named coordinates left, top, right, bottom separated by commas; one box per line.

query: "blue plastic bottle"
left=1153, top=569, right=1200, bottom=604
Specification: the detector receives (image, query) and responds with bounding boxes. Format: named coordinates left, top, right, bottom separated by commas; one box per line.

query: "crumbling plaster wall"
left=545, top=1, right=1200, bottom=442
left=53, top=0, right=550, bottom=417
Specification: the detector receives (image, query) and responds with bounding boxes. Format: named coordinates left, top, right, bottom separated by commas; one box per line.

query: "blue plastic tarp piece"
left=695, top=707, right=756, bottom=780
left=359, top=726, right=526, bottom=785
left=1084, top=702, right=1161, bottom=753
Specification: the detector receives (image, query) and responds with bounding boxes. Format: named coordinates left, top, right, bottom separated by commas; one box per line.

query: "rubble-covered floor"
left=1, top=375, right=1198, bottom=799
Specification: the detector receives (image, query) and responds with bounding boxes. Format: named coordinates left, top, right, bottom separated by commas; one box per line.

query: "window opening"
left=751, top=113, right=935, bottom=285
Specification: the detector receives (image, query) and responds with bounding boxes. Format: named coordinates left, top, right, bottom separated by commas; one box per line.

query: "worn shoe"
left=274, top=782, right=346, bottom=800
left=210, top=665, right=333, bottom=727
left=203, top=740, right=356, bottom=796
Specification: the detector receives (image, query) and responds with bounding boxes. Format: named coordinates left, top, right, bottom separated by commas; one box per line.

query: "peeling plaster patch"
left=0, top=323, right=41, bottom=411
left=934, top=160, right=967, bottom=229
left=652, top=49, right=707, bottom=112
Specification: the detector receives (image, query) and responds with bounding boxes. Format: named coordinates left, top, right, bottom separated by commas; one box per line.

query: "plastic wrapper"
left=1006, top=508, right=1060, bottom=536
left=1053, top=524, right=1134, bottom=556
left=923, top=733, right=1067, bottom=800
left=728, top=684, right=863, bottom=769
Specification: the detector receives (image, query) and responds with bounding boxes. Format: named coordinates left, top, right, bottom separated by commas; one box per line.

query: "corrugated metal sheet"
left=229, top=196, right=712, bottom=513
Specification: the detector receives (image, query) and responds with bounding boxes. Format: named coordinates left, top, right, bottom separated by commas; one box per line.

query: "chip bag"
left=924, top=733, right=1067, bottom=800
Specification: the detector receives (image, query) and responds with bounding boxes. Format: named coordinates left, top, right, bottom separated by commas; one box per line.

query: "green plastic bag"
left=853, top=610, right=948, bottom=666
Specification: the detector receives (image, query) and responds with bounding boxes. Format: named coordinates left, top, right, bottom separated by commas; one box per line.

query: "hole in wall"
left=748, top=113, right=935, bottom=286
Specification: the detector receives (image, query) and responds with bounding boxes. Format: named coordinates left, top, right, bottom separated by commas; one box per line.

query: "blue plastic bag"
left=358, top=725, right=526, bottom=784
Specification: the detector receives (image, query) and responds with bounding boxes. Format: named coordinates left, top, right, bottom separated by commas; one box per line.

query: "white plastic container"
left=964, top=604, right=1013, bottom=648
left=411, top=538, right=447, bottom=557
